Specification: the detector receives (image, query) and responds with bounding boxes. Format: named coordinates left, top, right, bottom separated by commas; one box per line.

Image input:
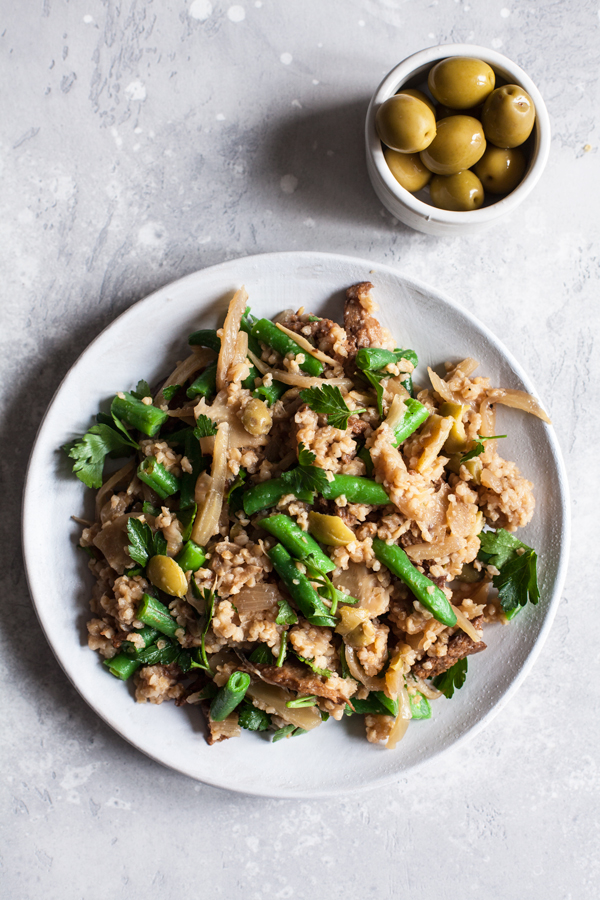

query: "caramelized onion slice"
left=428, top=367, right=463, bottom=404
left=486, top=388, right=552, bottom=425
left=191, top=421, right=229, bottom=546
left=344, top=645, right=387, bottom=693
left=275, top=322, right=339, bottom=367
left=216, top=286, right=249, bottom=392
left=234, top=584, right=282, bottom=614
left=154, top=350, right=214, bottom=408
left=386, top=681, right=412, bottom=750
left=450, top=603, right=484, bottom=643
left=246, top=682, right=322, bottom=731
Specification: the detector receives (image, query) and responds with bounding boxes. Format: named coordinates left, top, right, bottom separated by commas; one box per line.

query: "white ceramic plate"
left=23, top=251, right=570, bottom=798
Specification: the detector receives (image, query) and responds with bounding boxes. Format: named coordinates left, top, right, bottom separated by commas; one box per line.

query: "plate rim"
left=21, top=249, right=571, bottom=798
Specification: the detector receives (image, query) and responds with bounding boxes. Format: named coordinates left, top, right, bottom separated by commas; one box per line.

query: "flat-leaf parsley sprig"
left=478, top=528, right=540, bottom=617
left=299, top=385, right=365, bottom=431
left=461, top=434, right=507, bottom=462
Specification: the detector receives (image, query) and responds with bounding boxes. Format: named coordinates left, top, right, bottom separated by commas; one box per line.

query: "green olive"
left=428, top=57, right=495, bottom=109
left=307, top=511, right=355, bottom=547
left=474, top=145, right=527, bottom=194
left=481, top=85, right=536, bottom=149
left=383, top=147, right=432, bottom=192
left=147, top=555, right=188, bottom=598
left=242, top=398, right=272, bottom=436
left=429, top=171, right=485, bottom=211
left=420, top=115, right=486, bottom=176
left=375, top=94, right=437, bottom=153
left=397, top=88, right=436, bottom=116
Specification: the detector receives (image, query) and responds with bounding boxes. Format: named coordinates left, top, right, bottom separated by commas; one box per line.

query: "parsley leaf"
left=461, top=434, right=507, bottom=463
left=276, top=598, right=298, bottom=625
left=297, top=442, right=316, bottom=467
left=162, top=384, right=181, bottom=403
left=153, top=531, right=168, bottom=557
left=432, top=658, right=468, bottom=698
left=63, top=424, right=137, bottom=489
left=279, top=444, right=330, bottom=500
left=238, top=701, right=271, bottom=731
left=132, top=380, right=152, bottom=400
left=478, top=528, right=540, bottom=613
left=295, top=653, right=332, bottom=679
left=193, top=415, right=218, bottom=438
left=126, top=518, right=154, bottom=567
left=299, top=385, right=364, bottom=431
left=249, top=644, right=273, bottom=665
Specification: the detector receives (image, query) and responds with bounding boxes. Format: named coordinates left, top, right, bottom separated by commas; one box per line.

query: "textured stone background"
left=1, top=1, right=599, bottom=897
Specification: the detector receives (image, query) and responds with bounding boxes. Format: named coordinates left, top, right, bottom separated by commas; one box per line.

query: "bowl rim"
left=365, top=43, right=551, bottom=225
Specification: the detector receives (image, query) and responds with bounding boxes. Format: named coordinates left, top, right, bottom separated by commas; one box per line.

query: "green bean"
left=136, top=593, right=180, bottom=638
left=175, top=539, right=206, bottom=573
left=253, top=379, right=288, bottom=407
left=251, top=319, right=323, bottom=376
left=260, top=514, right=335, bottom=575
left=321, top=474, right=389, bottom=505
left=242, top=365, right=261, bottom=390
left=103, top=654, right=142, bottom=681
left=187, top=329, right=221, bottom=352
left=408, top=691, right=432, bottom=719
left=111, top=393, right=169, bottom=437
left=186, top=361, right=218, bottom=400
left=121, top=626, right=160, bottom=656
left=372, top=538, right=457, bottom=627
left=242, top=478, right=314, bottom=516
left=267, top=544, right=337, bottom=628
left=391, top=398, right=430, bottom=447
left=209, top=671, right=251, bottom=721
left=137, top=457, right=181, bottom=500
left=356, top=347, right=418, bottom=372
left=239, top=313, right=263, bottom=358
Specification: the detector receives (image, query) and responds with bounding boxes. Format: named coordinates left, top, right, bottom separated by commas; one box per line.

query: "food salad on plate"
left=64, top=282, right=549, bottom=748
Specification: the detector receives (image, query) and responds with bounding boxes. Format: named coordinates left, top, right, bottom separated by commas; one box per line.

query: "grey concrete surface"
left=1, top=1, right=598, bottom=898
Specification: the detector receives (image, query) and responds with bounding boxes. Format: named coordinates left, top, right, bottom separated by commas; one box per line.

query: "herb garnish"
left=63, top=417, right=138, bottom=489
left=299, top=384, right=365, bottom=430
left=276, top=598, right=299, bottom=625
left=193, top=415, right=218, bottom=438
left=478, top=528, right=540, bottom=614
left=460, top=434, right=507, bottom=462
left=433, top=658, right=468, bottom=698
left=278, top=443, right=330, bottom=498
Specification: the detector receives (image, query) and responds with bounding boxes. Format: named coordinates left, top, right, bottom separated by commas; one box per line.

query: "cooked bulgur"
left=66, top=282, right=548, bottom=749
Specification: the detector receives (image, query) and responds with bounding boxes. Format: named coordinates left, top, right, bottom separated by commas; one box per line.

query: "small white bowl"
left=365, top=44, right=551, bottom=236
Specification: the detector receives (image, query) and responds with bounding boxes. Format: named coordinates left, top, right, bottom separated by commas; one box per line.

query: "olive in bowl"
left=474, top=146, right=526, bottom=194
left=420, top=115, right=486, bottom=176
left=375, top=93, right=437, bottom=153
left=428, top=57, right=495, bottom=109
left=481, top=85, right=536, bottom=149
left=365, top=44, right=550, bottom=235
left=430, top=171, right=484, bottom=211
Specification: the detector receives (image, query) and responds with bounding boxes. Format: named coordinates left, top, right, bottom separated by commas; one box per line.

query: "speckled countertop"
left=1, top=2, right=599, bottom=897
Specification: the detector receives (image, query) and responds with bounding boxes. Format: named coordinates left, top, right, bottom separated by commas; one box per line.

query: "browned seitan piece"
left=344, top=281, right=388, bottom=361
left=239, top=658, right=355, bottom=705
left=412, top=616, right=487, bottom=679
